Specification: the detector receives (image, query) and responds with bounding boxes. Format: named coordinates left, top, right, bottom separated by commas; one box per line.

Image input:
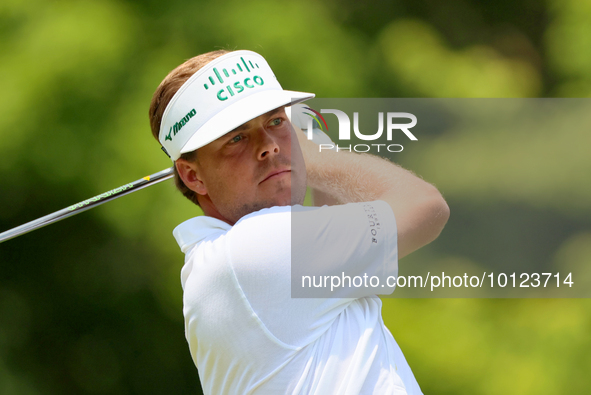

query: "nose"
left=256, top=127, right=280, bottom=160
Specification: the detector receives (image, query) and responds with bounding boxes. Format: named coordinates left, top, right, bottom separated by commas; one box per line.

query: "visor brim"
left=178, top=90, right=314, bottom=158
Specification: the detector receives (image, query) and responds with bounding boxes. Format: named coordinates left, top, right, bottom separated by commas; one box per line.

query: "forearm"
left=311, top=189, right=341, bottom=206
left=297, top=129, right=450, bottom=258
left=299, top=129, right=428, bottom=205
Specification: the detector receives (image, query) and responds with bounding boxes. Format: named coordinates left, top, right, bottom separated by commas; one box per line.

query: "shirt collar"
left=173, top=216, right=232, bottom=254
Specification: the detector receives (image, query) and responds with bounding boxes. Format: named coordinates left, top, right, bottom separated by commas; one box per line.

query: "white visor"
left=159, top=50, right=315, bottom=160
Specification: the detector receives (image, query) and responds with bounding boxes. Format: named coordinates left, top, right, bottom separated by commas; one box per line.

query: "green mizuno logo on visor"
left=165, top=108, right=196, bottom=141
left=202, top=57, right=265, bottom=101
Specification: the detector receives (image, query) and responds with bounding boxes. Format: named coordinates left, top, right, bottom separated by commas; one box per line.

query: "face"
left=177, top=107, right=307, bottom=225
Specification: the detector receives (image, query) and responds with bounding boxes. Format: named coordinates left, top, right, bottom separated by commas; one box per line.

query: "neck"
left=197, top=194, right=235, bottom=226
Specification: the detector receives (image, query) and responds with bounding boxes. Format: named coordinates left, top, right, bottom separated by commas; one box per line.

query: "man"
left=149, top=49, right=449, bottom=394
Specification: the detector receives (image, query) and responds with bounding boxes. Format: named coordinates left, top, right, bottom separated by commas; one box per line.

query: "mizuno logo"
left=165, top=109, right=196, bottom=141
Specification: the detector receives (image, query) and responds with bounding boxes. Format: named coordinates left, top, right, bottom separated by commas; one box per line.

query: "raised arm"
left=296, top=128, right=450, bottom=259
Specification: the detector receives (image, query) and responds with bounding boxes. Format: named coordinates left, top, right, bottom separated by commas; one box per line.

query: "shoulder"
left=235, top=205, right=294, bottom=226
left=226, top=206, right=296, bottom=268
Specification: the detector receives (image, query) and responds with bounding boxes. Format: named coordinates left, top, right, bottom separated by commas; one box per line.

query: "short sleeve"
left=290, top=200, right=398, bottom=298
left=225, top=202, right=398, bottom=347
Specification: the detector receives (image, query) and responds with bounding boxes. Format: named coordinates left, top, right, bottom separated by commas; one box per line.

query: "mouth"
left=260, top=169, right=291, bottom=184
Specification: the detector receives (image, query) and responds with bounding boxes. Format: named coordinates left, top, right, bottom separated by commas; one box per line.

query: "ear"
left=175, top=158, right=208, bottom=196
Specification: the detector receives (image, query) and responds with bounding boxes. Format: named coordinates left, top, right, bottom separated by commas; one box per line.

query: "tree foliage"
left=0, top=0, right=590, bottom=393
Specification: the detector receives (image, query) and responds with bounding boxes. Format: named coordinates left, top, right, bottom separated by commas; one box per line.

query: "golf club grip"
left=0, top=167, right=174, bottom=243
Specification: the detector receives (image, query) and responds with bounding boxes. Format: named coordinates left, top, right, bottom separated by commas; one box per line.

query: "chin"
left=272, top=195, right=293, bottom=208
left=259, top=195, right=294, bottom=211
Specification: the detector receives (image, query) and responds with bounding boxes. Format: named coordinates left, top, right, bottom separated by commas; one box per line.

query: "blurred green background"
left=1, top=0, right=590, bottom=393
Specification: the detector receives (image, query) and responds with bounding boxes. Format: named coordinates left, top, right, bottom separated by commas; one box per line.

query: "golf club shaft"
left=0, top=167, right=174, bottom=244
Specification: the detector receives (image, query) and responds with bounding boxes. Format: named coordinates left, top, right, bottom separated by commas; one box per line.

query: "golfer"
left=148, top=49, right=449, bottom=394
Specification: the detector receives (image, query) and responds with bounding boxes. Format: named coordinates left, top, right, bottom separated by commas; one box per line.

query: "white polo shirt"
left=174, top=201, right=423, bottom=395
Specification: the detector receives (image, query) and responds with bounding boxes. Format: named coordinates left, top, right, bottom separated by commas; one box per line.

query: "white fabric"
left=159, top=50, right=314, bottom=160
left=174, top=202, right=423, bottom=395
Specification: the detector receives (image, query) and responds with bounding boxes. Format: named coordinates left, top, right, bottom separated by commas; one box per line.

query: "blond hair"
left=148, top=50, right=230, bottom=206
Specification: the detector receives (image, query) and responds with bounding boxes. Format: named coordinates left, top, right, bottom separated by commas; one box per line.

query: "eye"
left=229, top=134, right=243, bottom=144
left=270, top=118, right=282, bottom=126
